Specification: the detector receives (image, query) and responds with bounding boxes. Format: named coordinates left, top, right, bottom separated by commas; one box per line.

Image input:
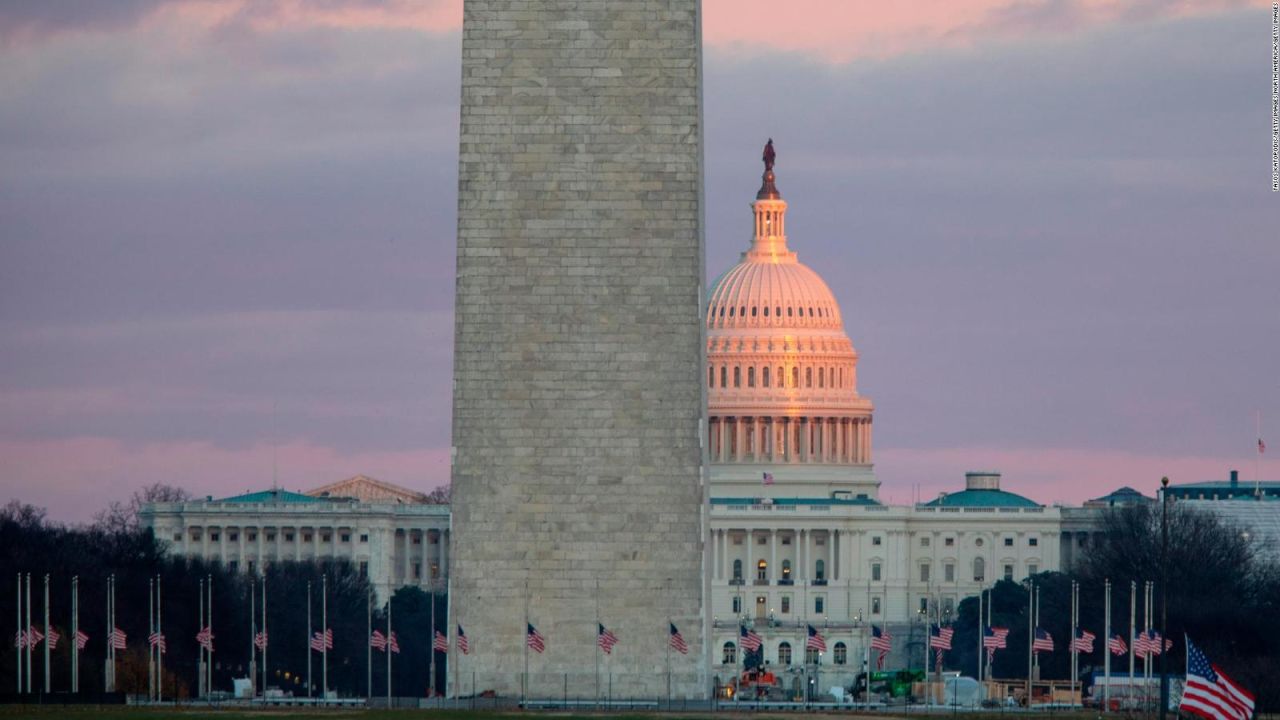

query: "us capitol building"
left=143, top=152, right=1121, bottom=687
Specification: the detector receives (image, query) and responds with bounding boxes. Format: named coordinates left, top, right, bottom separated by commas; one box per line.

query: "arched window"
left=808, top=307, right=814, bottom=317
left=818, top=368, right=824, bottom=388
left=775, top=306, right=781, bottom=317
left=778, top=642, right=792, bottom=665
left=747, top=367, right=755, bottom=387
left=777, top=367, right=784, bottom=389
left=751, top=306, right=757, bottom=317
left=792, top=367, right=799, bottom=388
left=734, top=366, right=741, bottom=388
left=720, top=366, right=727, bottom=388
left=834, top=642, right=847, bottom=665
left=762, top=366, right=770, bottom=388
left=781, top=559, right=792, bottom=581
left=719, top=306, right=725, bottom=317
left=757, top=559, right=768, bottom=581
left=723, top=641, right=737, bottom=665
left=708, top=366, right=714, bottom=388
left=740, top=306, right=746, bottom=317
left=732, top=559, right=743, bottom=582
left=805, top=647, right=820, bottom=664
left=806, top=367, right=813, bottom=388
left=815, top=559, right=826, bottom=581
left=729, top=306, right=735, bottom=317
left=973, top=557, right=985, bottom=582
left=839, top=367, right=843, bottom=387
left=763, top=306, right=769, bottom=317
left=788, top=307, right=794, bottom=317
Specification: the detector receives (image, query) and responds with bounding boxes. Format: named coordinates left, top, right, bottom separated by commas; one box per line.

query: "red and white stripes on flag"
left=762, top=472, right=775, bottom=486
left=110, top=628, right=126, bottom=650
left=195, top=626, right=214, bottom=652
left=1071, top=629, right=1096, bottom=653
left=1032, top=628, right=1054, bottom=653
left=526, top=624, right=545, bottom=654
left=456, top=625, right=469, bottom=655
left=253, top=630, right=267, bottom=651
left=13, top=630, right=24, bottom=649
left=75, top=630, right=89, bottom=650
left=597, top=624, right=619, bottom=654
left=370, top=629, right=387, bottom=651
left=310, top=629, right=333, bottom=652
left=26, top=626, right=44, bottom=647
left=148, top=631, right=167, bottom=654
left=1108, top=634, right=1128, bottom=656
left=805, top=625, right=827, bottom=652
left=1181, top=638, right=1255, bottom=720
left=871, top=625, right=892, bottom=669
left=387, top=631, right=400, bottom=654
left=433, top=630, right=448, bottom=653
left=669, top=623, right=688, bottom=655
left=739, top=625, right=762, bottom=652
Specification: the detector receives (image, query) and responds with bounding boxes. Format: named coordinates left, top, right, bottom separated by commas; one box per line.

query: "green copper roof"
left=923, top=489, right=1040, bottom=508
left=216, top=489, right=326, bottom=504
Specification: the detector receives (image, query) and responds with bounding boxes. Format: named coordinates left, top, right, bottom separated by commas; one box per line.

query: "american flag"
left=805, top=624, right=827, bottom=652
left=1180, top=638, right=1255, bottom=720
left=310, top=629, right=332, bottom=651
left=370, top=629, right=387, bottom=651
left=27, top=626, right=44, bottom=647
left=762, top=472, right=775, bottom=486
left=526, top=623, right=545, bottom=653
left=387, top=631, right=400, bottom=654
left=739, top=625, right=762, bottom=652
left=46, top=628, right=61, bottom=651
left=254, top=630, right=268, bottom=651
left=669, top=623, right=688, bottom=654
left=110, top=628, right=126, bottom=650
left=1032, top=627, right=1054, bottom=653
left=871, top=625, right=892, bottom=668
left=433, top=630, right=449, bottom=653
left=196, top=626, right=214, bottom=652
left=13, top=630, right=24, bottom=649
left=597, top=624, right=618, bottom=654
left=456, top=625, right=469, bottom=655
left=1108, top=634, right=1128, bottom=656
left=148, top=632, right=167, bottom=654
left=1071, top=629, right=1096, bottom=654
left=929, top=624, right=953, bottom=651
left=75, top=630, right=89, bottom=650
left=1135, top=629, right=1163, bottom=657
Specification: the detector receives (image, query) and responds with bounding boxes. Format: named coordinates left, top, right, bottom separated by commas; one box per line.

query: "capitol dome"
left=706, top=141, right=876, bottom=499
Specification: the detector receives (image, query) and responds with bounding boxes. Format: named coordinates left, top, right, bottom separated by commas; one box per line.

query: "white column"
left=769, top=531, right=777, bottom=585
left=734, top=418, right=744, bottom=463
left=799, top=529, right=807, bottom=581
left=746, top=529, right=754, bottom=585
left=402, top=530, right=411, bottom=586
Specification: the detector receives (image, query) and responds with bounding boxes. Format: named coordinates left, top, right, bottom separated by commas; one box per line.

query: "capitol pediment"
left=305, top=474, right=428, bottom=504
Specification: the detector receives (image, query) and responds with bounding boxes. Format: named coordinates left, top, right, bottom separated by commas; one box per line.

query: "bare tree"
left=423, top=483, right=450, bottom=505
left=93, top=483, right=192, bottom=534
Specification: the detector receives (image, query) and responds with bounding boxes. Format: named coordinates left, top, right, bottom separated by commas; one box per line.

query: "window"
left=751, top=306, right=757, bottom=317
left=709, top=366, right=714, bottom=387
left=778, top=642, right=792, bottom=665
left=814, top=596, right=825, bottom=614
left=815, top=559, right=826, bottom=581
left=920, top=563, right=931, bottom=583
left=321, top=533, right=331, bottom=543
left=806, top=647, right=820, bottom=664
left=757, top=559, right=768, bottom=581
left=723, top=642, right=737, bottom=664
left=792, top=367, right=799, bottom=387
left=818, top=368, right=824, bottom=388
left=1004, top=537, right=1014, bottom=547
left=1003, top=564, right=1014, bottom=581
left=758, top=536, right=767, bottom=545
left=781, top=559, right=792, bottom=581
left=834, top=642, right=847, bottom=665
left=747, top=367, right=755, bottom=387
left=945, top=537, right=955, bottom=547
left=1029, top=537, right=1039, bottom=547
left=732, top=596, right=742, bottom=613
left=872, top=536, right=882, bottom=546
left=341, top=533, right=351, bottom=543
left=247, top=561, right=256, bottom=575
left=781, top=536, right=791, bottom=545
left=211, top=532, right=220, bottom=542
left=806, top=367, right=813, bottom=387
left=733, top=535, right=743, bottom=545
left=921, top=536, right=930, bottom=547
left=361, top=533, right=369, bottom=543
left=943, top=597, right=955, bottom=614
left=781, top=596, right=791, bottom=614
left=720, top=367, right=727, bottom=387
left=412, top=534, right=422, bottom=545
left=973, top=557, right=985, bottom=582
left=248, top=532, right=257, bottom=542
left=413, top=562, right=421, bottom=579
left=732, top=559, right=743, bottom=581
left=173, top=533, right=181, bottom=542
left=762, top=366, right=771, bottom=388
left=191, top=531, right=201, bottom=541
left=871, top=562, right=881, bottom=582
left=975, top=538, right=984, bottom=547
left=285, top=532, right=294, bottom=542
left=734, top=367, right=741, bottom=388
left=919, top=597, right=928, bottom=613
left=266, top=532, right=276, bottom=542
left=872, top=597, right=882, bottom=615
left=228, top=560, right=238, bottom=573
left=359, top=561, right=368, bottom=577
left=944, top=563, right=955, bottom=582
left=1028, top=564, right=1039, bottom=576
left=229, top=532, right=238, bottom=542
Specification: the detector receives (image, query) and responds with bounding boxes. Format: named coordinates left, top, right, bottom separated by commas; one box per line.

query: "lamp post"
left=1159, top=477, right=1169, bottom=720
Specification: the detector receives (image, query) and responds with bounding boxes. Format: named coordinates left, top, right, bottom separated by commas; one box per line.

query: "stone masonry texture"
left=450, top=0, right=708, bottom=700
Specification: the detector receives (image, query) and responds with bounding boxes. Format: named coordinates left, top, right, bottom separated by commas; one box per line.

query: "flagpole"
left=976, top=584, right=983, bottom=684
left=1070, top=580, right=1078, bottom=706
left=198, top=576, right=205, bottom=698
left=594, top=579, right=599, bottom=707
left=149, top=576, right=155, bottom=701
left=523, top=579, right=529, bottom=703
left=984, top=583, right=992, bottom=679
left=1026, top=581, right=1033, bottom=706
left=249, top=576, right=256, bottom=700
left=208, top=574, right=214, bottom=698
left=386, top=586, right=392, bottom=705
left=71, top=575, right=78, bottom=694
left=261, top=574, right=267, bottom=699
left=366, top=587, right=372, bottom=701
left=321, top=574, right=327, bottom=702
left=665, top=616, right=672, bottom=708
left=1144, top=580, right=1151, bottom=710
left=1257, top=410, right=1262, bottom=497
left=1128, top=579, right=1136, bottom=705
left=1104, top=579, right=1111, bottom=708
left=15, top=573, right=21, bottom=694
left=157, top=574, right=163, bottom=702
left=102, top=574, right=109, bottom=693
left=25, top=573, right=32, bottom=694
left=42, top=574, right=49, bottom=694
left=428, top=587, right=434, bottom=697
left=306, top=580, right=312, bottom=699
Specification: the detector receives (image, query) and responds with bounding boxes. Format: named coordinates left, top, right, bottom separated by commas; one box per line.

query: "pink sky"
left=1, top=0, right=1275, bottom=521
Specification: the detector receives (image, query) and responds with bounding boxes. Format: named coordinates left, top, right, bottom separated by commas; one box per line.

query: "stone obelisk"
left=449, top=0, right=707, bottom=701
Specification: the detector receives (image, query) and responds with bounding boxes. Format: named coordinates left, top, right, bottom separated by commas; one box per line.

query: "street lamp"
left=1159, top=476, right=1170, bottom=720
